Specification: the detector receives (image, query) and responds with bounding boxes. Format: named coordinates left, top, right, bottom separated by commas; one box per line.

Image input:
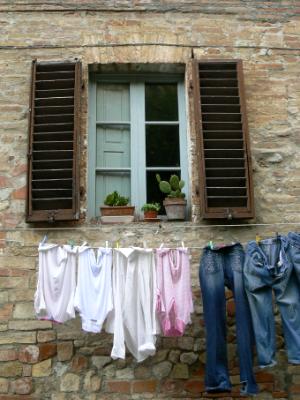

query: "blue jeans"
left=199, top=243, right=258, bottom=395
left=287, top=232, right=300, bottom=285
left=244, top=235, right=300, bottom=368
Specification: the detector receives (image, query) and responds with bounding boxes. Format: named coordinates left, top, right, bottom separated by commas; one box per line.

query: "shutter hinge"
left=27, top=152, right=32, bottom=160
left=189, top=81, right=194, bottom=91
left=226, top=208, right=233, bottom=220
left=47, top=211, right=57, bottom=223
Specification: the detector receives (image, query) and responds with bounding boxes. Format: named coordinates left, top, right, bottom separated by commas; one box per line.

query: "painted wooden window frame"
left=88, top=73, right=189, bottom=219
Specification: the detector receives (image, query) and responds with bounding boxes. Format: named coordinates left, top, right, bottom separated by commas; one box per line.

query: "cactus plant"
left=156, top=174, right=185, bottom=198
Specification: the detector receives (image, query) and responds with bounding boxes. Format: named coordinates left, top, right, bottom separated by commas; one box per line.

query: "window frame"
left=88, top=73, right=189, bottom=219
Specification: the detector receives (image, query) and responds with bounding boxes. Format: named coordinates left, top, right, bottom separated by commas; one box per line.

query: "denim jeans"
left=244, top=235, right=300, bottom=368
left=199, top=243, right=258, bottom=395
left=287, top=232, right=300, bottom=285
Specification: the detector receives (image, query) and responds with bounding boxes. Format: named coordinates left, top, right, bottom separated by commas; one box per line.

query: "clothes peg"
left=159, top=243, right=164, bottom=249
left=255, top=234, right=261, bottom=244
left=41, top=235, right=48, bottom=245
left=143, top=241, right=147, bottom=249
left=181, top=241, right=185, bottom=249
left=209, top=240, right=214, bottom=250
left=68, top=239, right=75, bottom=249
left=105, top=241, right=109, bottom=249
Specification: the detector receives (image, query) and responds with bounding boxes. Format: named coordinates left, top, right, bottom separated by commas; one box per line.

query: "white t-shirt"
left=34, top=243, right=77, bottom=323
left=74, top=246, right=113, bottom=333
left=106, top=248, right=158, bottom=362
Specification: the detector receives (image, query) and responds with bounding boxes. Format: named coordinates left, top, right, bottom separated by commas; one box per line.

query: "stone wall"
left=0, top=2, right=300, bottom=399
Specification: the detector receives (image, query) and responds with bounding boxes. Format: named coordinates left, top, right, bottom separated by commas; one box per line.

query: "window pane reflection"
left=145, top=84, right=178, bottom=121
left=146, top=125, right=180, bottom=167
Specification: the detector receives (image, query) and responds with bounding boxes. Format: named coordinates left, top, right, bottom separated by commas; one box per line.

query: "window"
left=88, top=72, right=188, bottom=218
left=192, top=60, right=255, bottom=219
left=26, top=60, right=81, bottom=222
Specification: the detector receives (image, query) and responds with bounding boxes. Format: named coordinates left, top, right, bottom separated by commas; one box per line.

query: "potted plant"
left=156, top=174, right=186, bottom=220
left=141, top=202, right=160, bottom=220
left=100, top=191, right=135, bottom=223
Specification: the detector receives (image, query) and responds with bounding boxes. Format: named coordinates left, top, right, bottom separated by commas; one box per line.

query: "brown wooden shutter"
left=192, top=60, right=255, bottom=219
left=26, top=60, right=81, bottom=222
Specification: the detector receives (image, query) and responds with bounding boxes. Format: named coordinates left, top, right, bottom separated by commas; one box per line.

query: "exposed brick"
left=272, top=391, right=289, bottom=398
left=10, top=377, right=32, bottom=395
left=132, top=380, right=157, bottom=393
left=184, top=379, right=205, bottom=393
left=18, top=345, right=39, bottom=363
left=12, top=186, right=26, bottom=200
left=106, top=380, right=131, bottom=394
left=38, top=343, right=57, bottom=361
left=71, top=355, right=88, bottom=372
left=57, top=342, right=73, bottom=362
left=256, top=371, right=275, bottom=383
left=226, top=299, right=236, bottom=317
left=0, top=349, right=17, bottom=361
left=291, top=385, right=300, bottom=393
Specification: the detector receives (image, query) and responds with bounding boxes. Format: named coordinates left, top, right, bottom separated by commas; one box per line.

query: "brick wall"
left=0, top=1, right=300, bottom=399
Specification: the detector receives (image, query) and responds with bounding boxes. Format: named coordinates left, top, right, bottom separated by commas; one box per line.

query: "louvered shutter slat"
left=193, top=60, right=255, bottom=219
left=26, top=60, right=81, bottom=222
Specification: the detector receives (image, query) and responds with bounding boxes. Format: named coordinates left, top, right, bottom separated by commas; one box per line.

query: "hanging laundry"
left=34, top=243, right=77, bottom=323
left=199, top=242, right=258, bottom=396
left=105, top=248, right=158, bottom=362
left=244, top=234, right=300, bottom=368
left=74, top=246, right=113, bottom=333
left=156, top=247, right=193, bottom=336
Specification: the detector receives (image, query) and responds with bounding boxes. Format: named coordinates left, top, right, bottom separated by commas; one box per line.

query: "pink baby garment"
left=156, top=247, right=193, bottom=336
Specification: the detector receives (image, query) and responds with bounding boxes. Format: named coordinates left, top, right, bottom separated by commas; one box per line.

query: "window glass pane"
left=95, top=172, right=131, bottom=216
left=97, top=84, right=130, bottom=121
left=96, top=126, right=130, bottom=168
left=146, top=125, right=180, bottom=167
left=145, top=84, right=178, bottom=121
left=146, top=170, right=181, bottom=215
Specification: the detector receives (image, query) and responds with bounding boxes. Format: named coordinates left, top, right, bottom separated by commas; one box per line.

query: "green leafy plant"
left=104, top=191, right=129, bottom=206
left=141, top=202, right=161, bottom=212
left=156, top=174, right=185, bottom=198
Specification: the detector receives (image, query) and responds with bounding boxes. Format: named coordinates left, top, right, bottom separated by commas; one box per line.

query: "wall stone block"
left=32, top=359, right=52, bottom=377
left=60, top=373, right=80, bottom=392
left=0, top=361, right=23, bottom=377
left=57, top=342, right=73, bottom=362
left=10, top=377, right=33, bottom=395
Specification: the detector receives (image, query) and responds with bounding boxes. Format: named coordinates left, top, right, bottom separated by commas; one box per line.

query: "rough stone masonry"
left=0, top=1, right=300, bottom=399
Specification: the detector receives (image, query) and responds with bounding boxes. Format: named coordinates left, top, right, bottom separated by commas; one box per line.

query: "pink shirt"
left=156, top=247, right=194, bottom=336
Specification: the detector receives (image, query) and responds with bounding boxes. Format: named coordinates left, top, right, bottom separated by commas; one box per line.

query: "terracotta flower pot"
left=163, top=198, right=186, bottom=220
left=144, top=210, right=158, bottom=219
left=100, top=205, right=135, bottom=216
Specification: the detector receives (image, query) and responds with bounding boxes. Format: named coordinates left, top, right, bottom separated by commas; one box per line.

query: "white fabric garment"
left=106, top=248, right=158, bottom=362
left=34, top=243, right=77, bottom=323
left=74, top=246, right=113, bottom=333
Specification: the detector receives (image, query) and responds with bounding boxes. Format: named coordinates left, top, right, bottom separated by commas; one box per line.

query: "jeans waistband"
left=287, top=232, right=300, bottom=249
left=246, top=236, right=290, bottom=273
left=204, top=242, right=243, bottom=252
